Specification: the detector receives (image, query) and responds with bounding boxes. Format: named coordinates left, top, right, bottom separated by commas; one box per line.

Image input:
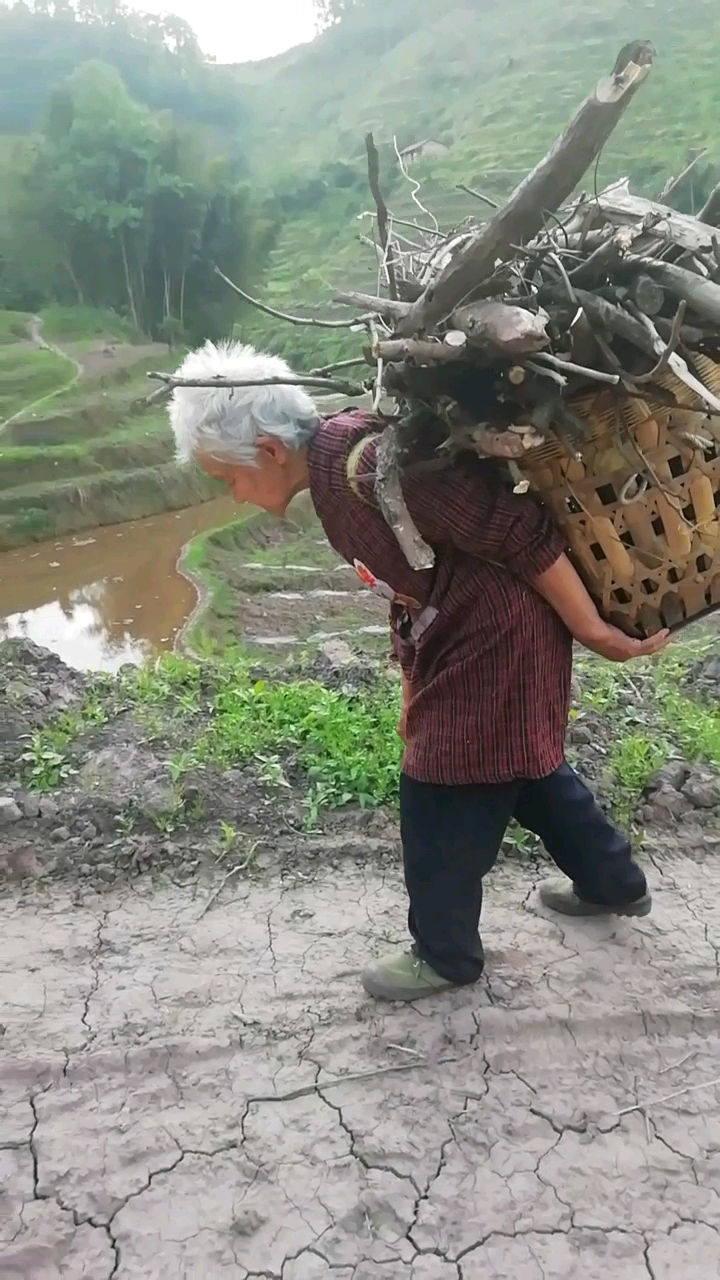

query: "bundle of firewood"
left=154, top=40, right=720, bottom=637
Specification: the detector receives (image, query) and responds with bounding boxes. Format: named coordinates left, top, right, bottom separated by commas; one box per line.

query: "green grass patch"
left=7, top=352, right=178, bottom=438
left=0, top=343, right=75, bottom=421
left=205, top=673, right=402, bottom=811
left=40, top=304, right=144, bottom=345
left=655, top=689, right=720, bottom=767
left=107, top=651, right=402, bottom=815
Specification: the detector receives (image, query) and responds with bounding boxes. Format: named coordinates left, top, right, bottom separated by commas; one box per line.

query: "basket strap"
left=345, top=434, right=381, bottom=504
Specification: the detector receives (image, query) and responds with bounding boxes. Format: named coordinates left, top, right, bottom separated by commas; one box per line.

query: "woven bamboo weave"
left=518, top=357, right=720, bottom=637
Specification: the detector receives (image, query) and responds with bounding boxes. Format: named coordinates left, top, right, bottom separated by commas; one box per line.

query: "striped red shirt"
left=307, top=409, right=572, bottom=786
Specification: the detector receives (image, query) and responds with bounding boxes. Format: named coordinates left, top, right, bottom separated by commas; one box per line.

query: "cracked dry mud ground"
left=2, top=850, right=720, bottom=1280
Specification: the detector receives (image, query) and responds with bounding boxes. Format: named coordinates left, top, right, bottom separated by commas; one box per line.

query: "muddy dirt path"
left=3, top=847, right=720, bottom=1279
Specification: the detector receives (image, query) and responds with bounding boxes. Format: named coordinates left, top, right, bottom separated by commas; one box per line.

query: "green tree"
left=9, top=60, right=259, bottom=338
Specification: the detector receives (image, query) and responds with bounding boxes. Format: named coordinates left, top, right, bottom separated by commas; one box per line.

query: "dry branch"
left=333, top=291, right=411, bottom=320
left=530, top=351, right=620, bottom=385
left=374, top=426, right=435, bottom=570
left=149, top=371, right=367, bottom=397
left=309, top=357, right=369, bottom=377
left=699, top=183, right=720, bottom=228
left=365, top=132, right=398, bottom=300
left=214, top=267, right=368, bottom=330
left=456, top=183, right=499, bottom=210
left=658, top=149, right=707, bottom=205
left=397, top=41, right=655, bottom=335
left=630, top=274, right=665, bottom=316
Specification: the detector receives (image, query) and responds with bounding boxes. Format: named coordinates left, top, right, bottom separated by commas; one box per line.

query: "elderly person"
left=170, top=340, right=666, bottom=1003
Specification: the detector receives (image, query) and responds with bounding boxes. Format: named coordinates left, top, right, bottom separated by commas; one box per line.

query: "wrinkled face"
left=196, top=437, right=308, bottom=518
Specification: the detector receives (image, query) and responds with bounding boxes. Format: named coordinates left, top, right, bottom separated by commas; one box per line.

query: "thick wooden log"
left=396, top=41, right=655, bottom=337
left=372, top=339, right=469, bottom=365
left=638, top=259, right=720, bottom=325
left=592, top=179, right=717, bottom=254
left=573, top=290, right=658, bottom=354
left=630, top=274, right=665, bottom=316
left=451, top=301, right=550, bottom=355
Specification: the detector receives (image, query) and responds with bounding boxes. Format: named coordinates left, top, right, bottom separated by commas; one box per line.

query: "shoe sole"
left=361, top=975, right=459, bottom=1001
left=541, top=896, right=652, bottom=919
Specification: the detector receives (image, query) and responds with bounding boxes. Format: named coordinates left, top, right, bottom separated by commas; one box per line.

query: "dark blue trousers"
left=400, top=761, right=648, bottom=985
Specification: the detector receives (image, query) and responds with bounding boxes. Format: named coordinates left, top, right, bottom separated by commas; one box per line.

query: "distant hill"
left=237, top=0, right=718, bottom=186
left=230, top=0, right=720, bottom=365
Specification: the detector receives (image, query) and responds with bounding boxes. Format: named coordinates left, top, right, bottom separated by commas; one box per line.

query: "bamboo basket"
left=517, top=356, right=720, bottom=638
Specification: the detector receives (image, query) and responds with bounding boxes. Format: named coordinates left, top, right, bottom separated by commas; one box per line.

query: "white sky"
left=135, top=0, right=319, bottom=64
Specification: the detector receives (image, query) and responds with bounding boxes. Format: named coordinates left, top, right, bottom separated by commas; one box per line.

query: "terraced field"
left=0, top=312, right=220, bottom=550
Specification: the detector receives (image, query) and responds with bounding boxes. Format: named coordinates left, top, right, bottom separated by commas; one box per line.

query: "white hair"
left=169, top=340, right=320, bottom=465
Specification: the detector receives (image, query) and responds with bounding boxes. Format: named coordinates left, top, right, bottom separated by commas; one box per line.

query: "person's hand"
left=579, top=621, right=670, bottom=662
left=396, top=710, right=408, bottom=743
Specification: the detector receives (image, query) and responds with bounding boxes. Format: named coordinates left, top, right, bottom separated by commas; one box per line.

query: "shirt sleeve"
left=400, top=464, right=566, bottom=581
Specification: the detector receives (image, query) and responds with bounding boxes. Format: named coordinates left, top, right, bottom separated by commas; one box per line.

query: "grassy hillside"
left=232, top=0, right=720, bottom=366
left=239, top=0, right=719, bottom=184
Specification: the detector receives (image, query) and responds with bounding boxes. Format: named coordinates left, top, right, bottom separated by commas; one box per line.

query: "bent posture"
left=170, top=341, right=666, bottom=1002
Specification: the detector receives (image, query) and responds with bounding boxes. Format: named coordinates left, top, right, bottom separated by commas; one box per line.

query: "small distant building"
left=399, top=138, right=450, bottom=166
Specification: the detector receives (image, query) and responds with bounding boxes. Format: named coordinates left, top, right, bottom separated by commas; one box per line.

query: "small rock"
left=38, top=797, right=59, bottom=822
left=79, top=863, right=92, bottom=877
left=4, top=846, right=41, bottom=879
left=231, top=1208, right=266, bottom=1237
left=0, top=798, right=22, bottom=824
left=20, top=794, right=41, bottom=820
left=646, top=761, right=690, bottom=794
left=80, top=744, right=178, bottom=823
left=80, top=822, right=98, bottom=841
left=643, top=786, right=692, bottom=825
left=568, top=723, right=594, bottom=746
left=52, top=682, right=78, bottom=708
left=682, top=766, right=720, bottom=809
left=6, top=678, right=47, bottom=708
left=50, top=826, right=71, bottom=843
left=319, top=638, right=356, bottom=668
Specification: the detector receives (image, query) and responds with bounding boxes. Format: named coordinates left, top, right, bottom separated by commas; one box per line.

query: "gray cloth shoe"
left=538, top=878, right=652, bottom=918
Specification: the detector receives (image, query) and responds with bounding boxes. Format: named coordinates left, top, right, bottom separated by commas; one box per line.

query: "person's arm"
left=534, top=552, right=669, bottom=661
left=400, top=465, right=669, bottom=662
